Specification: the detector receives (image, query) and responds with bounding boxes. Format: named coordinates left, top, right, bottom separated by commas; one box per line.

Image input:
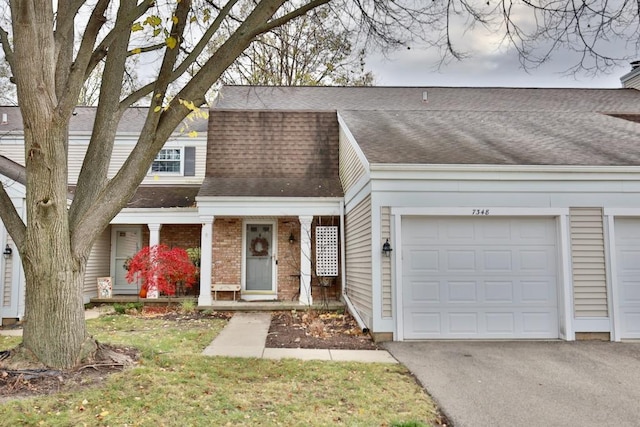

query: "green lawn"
left=0, top=314, right=442, bottom=426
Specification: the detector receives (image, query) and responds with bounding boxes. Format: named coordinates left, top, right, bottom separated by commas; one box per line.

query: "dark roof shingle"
left=199, top=110, right=342, bottom=198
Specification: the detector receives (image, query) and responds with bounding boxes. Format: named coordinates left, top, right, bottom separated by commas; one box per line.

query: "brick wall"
left=212, top=218, right=242, bottom=291
left=160, top=224, right=201, bottom=250
left=207, top=216, right=342, bottom=301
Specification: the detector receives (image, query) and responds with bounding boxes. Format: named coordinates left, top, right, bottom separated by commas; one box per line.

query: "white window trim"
left=149, top=146, right=184, bottom=176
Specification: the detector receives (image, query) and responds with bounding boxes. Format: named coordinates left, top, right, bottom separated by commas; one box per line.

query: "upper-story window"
left=151, top=148, right=182, bottom=173
left=149, top=146, right=195, bottom=176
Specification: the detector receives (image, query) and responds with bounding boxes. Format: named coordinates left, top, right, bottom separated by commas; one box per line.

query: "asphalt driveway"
left=385, top=341, right=640, bottom=427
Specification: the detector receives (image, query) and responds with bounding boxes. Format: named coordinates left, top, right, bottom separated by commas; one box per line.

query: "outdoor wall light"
left=3, top=244, right=12, bottom=258
left=289, top=232, right=296, bottom=244
left=382, top=239, right=392, bottom=257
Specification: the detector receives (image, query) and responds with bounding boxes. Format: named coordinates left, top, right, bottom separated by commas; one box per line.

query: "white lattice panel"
left=316, top=226, right=339, bottom=276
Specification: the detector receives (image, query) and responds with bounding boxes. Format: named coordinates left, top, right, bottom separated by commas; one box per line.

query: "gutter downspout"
left=340, top=200, right=369, bottom=333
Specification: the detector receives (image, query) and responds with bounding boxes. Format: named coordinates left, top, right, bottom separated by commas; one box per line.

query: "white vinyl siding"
left=622, top=73, right=640, bottom=90
left=570, top=208, right=608, bottom=317
left=0, top=138, right=206, bottom=185
left=381, top=206, right=392, bottom=318
left=339, top=127, right=367, bottom=194
left=345, top=195, right=373, bottom=326
left=83, top=227, right=111, bottom=303
left=2, top=236, right=12, bottom=308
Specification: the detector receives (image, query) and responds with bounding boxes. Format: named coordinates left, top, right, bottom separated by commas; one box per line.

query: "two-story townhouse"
left=0, top=107, right=208, bottom=321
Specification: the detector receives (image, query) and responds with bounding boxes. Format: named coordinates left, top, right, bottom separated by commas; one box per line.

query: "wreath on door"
left=250, top=236, right=269, bottom=256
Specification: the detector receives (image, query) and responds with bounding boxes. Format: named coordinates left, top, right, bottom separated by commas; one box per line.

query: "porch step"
left=200, top=299, right=345, bottom=312
left=89, top=296, right=344, bottom=312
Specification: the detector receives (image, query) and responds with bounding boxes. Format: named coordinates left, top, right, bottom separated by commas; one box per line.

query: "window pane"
left=151, top=148, right=181, bottom=173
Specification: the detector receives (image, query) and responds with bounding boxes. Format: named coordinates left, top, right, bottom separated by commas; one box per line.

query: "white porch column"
left=147, top=224, right=162, bottom=298
left=198, top=216, right=214, bottom=307
left=299, top=216, right=313, bottom=306
left=148, top=223, right=162, bottom=247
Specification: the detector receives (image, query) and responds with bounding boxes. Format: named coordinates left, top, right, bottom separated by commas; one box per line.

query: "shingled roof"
left=0, top=106, right=208, bottom=134
left=214, top=85, right=640, bottom=166
left=199, top=110, right=342, bottom=198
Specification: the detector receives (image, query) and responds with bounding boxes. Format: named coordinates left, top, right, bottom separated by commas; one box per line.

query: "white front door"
left=401, top=216, right=559, bottom=339
left=614, top=219, right=640, bottom=339
left=244, top=222, right=276, bottom=300
left=111, top=227, right=142, bottom=295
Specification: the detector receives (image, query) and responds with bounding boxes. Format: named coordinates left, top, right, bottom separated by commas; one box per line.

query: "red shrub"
left=125, top=244, right=197, bottom=296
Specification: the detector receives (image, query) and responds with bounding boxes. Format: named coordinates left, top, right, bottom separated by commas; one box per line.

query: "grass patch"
left=0, top=315, right=441, bottom=426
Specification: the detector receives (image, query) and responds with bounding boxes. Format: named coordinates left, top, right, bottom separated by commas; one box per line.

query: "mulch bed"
left=266, top=310, right=381, bottom=350
left=0, top=344, right=139, bottom=404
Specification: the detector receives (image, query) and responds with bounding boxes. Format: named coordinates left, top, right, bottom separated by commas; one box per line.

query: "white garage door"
left=401, top=217, right=559, bottom=339
left=614, top=219, right=640, bottom=339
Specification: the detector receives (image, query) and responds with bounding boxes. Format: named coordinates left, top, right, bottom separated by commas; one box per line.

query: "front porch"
left=89, top=295, right=345, bottom=311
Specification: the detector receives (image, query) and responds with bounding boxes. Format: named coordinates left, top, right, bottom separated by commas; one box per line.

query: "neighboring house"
left=0, top=155, right=26, bottom=320
left=0, top=107, right=208, bottom=320
left=205, top=67, right=640, bottom=343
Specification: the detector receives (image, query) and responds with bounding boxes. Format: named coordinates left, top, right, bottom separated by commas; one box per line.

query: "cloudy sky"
left=363, top=6, right=637, bottom=89
left=367, top=49, right=634, bottom=88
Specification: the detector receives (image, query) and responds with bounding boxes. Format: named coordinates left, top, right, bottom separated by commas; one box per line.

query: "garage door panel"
left=484, top=250, right=513, bottom=271
left=521, top=280, right=555, bottom=303
left=448, top=281, right=478, bottom=302
left=449, top=313, right=478, bottom=333
left=485, top=281, right=514, bottom=302
left=486, top=313, right=515, bottom=333
left=614, top=219, right=640, bottom=339
left=405, top=308, right=558, bottom=339
left=408, top=280, right=440, bottom=302
left=407, top=249, right=439, bottom=272
left=623, top=314, right=640, bottom=335
left=446, top=250, right=476, bottom=271
left=402, top=217, right=559, bottom=339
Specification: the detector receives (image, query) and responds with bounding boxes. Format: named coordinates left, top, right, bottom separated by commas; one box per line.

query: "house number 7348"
left=472, top=209, right=490, bottom=215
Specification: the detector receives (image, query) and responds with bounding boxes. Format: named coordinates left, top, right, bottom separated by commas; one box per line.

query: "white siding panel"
left=339, top=128, right=367, bottom=194
left=2, top=236, right=13, bottom=308
left=345, top=195, right=372, bottom=326
left=570, top=208, right=608, bottom=317
left=623, top=73, right=640, bottom=90
left=2, top=140, right=205, bottom=185
left=381, top=206, right=392, bottom=318
left=83, top=227, right=111, bottom=303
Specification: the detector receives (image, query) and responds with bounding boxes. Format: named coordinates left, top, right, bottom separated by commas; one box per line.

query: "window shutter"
left=184, top=146, right=196, bottom=176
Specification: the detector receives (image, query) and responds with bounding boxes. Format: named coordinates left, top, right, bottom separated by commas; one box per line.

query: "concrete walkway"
left=0, top=307, right=105, bottom=337
left=202, top=312, right=397, bottom=363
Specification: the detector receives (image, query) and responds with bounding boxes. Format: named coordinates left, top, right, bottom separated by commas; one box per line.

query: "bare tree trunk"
left=21, top=250, right=93, bottom=369
left=18, top=118, right=96, bottom=369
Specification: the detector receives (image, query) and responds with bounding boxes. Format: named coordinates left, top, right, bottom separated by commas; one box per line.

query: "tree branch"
left=121, top=0, right=241, bottom=107
left=0, top=24, right=15, bottom=74
left=69, top=0, right=139, bottom=232
left=0, top=184, right=26, bottom=251
left=58, top=0, right=112, bottom=118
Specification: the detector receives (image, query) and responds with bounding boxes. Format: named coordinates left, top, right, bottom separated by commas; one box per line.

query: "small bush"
left=113, top=302, right=143, bottom=315
left=180, top=299, right=197, bottom=314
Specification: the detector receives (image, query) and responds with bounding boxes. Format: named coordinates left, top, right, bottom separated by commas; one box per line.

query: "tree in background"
left=0, top=0, right=637, bottom=370
left=0, top=58, right=15, bottom=104
left=221, top=4, right=374, bottom=86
